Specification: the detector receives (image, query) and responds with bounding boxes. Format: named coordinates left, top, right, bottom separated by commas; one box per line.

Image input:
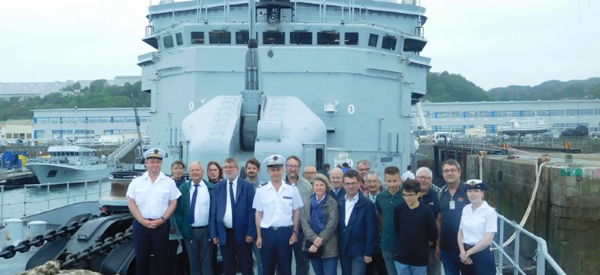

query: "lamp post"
left=73, top=106, right=77, bottom=142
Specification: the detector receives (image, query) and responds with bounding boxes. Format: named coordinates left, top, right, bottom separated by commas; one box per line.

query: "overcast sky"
left=0, top=0, right=598, bottom=90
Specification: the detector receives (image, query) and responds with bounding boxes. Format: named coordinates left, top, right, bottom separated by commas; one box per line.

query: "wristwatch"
left=293, top=230, right=299, bottom=234
left=160, top=217, right=166, bottom=221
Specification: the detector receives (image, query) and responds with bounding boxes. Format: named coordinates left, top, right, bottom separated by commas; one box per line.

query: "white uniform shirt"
left=126, top=172, right=181, bottom=219
left=459, top=201, right=498, bottom=245
left=344, top=194, right=359, bottom=226
left=402, top=170, right=416, bottom=181
left=253, top=181, right=303, bottom=227
left=189, top=180, right=211, bottom=227
left=223, top=178, right=238, bottom=229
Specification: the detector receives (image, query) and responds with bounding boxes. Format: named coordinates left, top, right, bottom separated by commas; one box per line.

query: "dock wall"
left=466, top=155, right=600, bottom=274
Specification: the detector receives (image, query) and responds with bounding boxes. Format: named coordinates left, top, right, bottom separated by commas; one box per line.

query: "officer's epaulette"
left=258, top=182, right=268, bottom=188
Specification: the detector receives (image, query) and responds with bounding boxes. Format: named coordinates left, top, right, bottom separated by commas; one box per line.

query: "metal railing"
left=494, top=214, right=566, bottom=275
left=0, top=181, right=111, bottom=226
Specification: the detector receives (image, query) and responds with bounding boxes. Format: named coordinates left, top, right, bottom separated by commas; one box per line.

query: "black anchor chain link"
left=60, top=227, right=133, bottom=269
left=0, top=215, right=97, bottom=259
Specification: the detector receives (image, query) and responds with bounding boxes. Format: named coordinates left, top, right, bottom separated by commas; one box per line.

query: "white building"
left=412, top=99, right=600, bottom=135
left=0, top=119, right=34, bottom=141
left=32, top=108, right=151, bottom=141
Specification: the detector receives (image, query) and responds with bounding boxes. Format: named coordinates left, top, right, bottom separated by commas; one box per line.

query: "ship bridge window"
left=290, top=32, right=312, bottom=45
left=191, top=32, right=205, bottom=44
left=263, top=32, right=285, bottom=45
left=163, top=35, right=174, bottom=49
left=368, top=34, right=378, bottom=47
left=403, top=37, right=427, bottom=52
left=209, top=31, right=231, bottom=44
left=345, top=32, right=358, bottom=45
left=382, top=36, right=397, bottom=51
left=176, top=33, right=183, bottom=46
left=236, top=31, right=249, bottom=45
left=317, top=32, right=340, bottom=45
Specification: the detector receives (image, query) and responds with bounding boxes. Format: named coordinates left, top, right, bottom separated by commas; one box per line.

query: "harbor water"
left=1, top=180, right=111, bottom=225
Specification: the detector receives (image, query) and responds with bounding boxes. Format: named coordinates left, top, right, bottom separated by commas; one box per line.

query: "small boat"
left=497, top=118, right=552, bottom=136
left=25, top=146, right=110, bottom=184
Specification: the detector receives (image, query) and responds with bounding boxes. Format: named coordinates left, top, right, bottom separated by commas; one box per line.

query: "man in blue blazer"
left=339, top=169, right=379, bottom=275
left=210, top=157, right=256, bottom=275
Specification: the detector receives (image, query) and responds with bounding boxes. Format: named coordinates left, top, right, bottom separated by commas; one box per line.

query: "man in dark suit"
left=210, top=157, right=256, bottom=275
left=328, top=167, right=346, bottom=201
left=339, top=169, right=378, bottom=275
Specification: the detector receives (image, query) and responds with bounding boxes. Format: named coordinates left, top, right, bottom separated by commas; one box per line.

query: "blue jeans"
left=394, top=261, right=427, bottom=275
left=340, top=255, right=366, bottom=275
left=440, top=250, right=461, bottom=275
left=311, top=256, right=338, bottom=275
left=382, top=250, right=399, bottom=275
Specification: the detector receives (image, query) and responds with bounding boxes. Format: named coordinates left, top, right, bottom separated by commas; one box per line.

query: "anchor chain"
left=0, top=215, right=98, bottom=259
left=60, top=227, right=134, bottom=269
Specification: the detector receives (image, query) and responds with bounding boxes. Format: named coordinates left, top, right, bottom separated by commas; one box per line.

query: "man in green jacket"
left=175, top=161, right=214, bottom=275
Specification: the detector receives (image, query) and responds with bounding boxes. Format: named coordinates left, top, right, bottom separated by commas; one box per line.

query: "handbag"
left=304, top=240, right=324, bottom=259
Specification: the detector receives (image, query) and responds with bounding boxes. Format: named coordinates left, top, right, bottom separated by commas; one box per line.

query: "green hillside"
left=0, top=80, right=150, bottom=121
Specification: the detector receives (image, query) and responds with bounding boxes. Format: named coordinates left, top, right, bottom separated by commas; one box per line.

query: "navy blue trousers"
left=261, top=227, right=293, bottom=275
left=133, top=219, right=170, bottom=275
left=221, top=228, right=254, bottom=275
left=460, top=248, right=496, bottom=275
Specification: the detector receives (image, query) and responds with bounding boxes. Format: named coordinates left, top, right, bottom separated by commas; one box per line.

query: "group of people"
left=126, top=148, right=498, bottom=275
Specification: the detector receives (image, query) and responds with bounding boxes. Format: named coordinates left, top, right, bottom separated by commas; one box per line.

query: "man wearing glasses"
left=356, top=160, right=372, bottom=192
left=285, top=156, right=313, bottom=275
left=339, top=169, right=378, bottom=275
left=416, top=167, right=441, bottom=275
left=437, top=160, right=469, bottom=275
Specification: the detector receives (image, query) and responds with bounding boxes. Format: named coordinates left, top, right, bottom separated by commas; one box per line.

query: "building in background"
left=412, top=99, right=600, bottom=135
left=32, top=108, right=151, bottom=142
left=0, top=120, right=34, bottom=143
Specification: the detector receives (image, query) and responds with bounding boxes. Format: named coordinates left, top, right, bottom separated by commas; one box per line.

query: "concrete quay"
left=465, top=153, right=600, bottom=274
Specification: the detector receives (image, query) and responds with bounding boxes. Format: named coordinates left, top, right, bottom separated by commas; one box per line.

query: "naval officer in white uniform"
left=253, top=155, right=304, bottom=275
left=126, top=148, right=181, bottom=275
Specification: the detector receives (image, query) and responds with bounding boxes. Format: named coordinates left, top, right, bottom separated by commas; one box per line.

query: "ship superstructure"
left=138, top=0, right=430, bottom=174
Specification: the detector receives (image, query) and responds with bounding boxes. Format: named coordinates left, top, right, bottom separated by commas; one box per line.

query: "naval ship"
left=25, top=146, right=110, bottom=184
left=0, top=0, right=569, bottom=274
left=140, top=0, right=429, bottom=175
left=4, top=0, right=430, bottom=273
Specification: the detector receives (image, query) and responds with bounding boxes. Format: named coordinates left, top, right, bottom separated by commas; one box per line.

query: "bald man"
left=328, top=168, right=346, bottom=201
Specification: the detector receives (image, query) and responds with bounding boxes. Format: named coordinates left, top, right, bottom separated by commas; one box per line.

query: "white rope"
left=478, top=155, right=484, bottom=181
left=492, top=161, right=547, bottom=250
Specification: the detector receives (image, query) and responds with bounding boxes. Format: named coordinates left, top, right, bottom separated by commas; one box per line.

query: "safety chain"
left=0, top=215, right=98, bottom=259
left=61, top=227, right=134, bottom=269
